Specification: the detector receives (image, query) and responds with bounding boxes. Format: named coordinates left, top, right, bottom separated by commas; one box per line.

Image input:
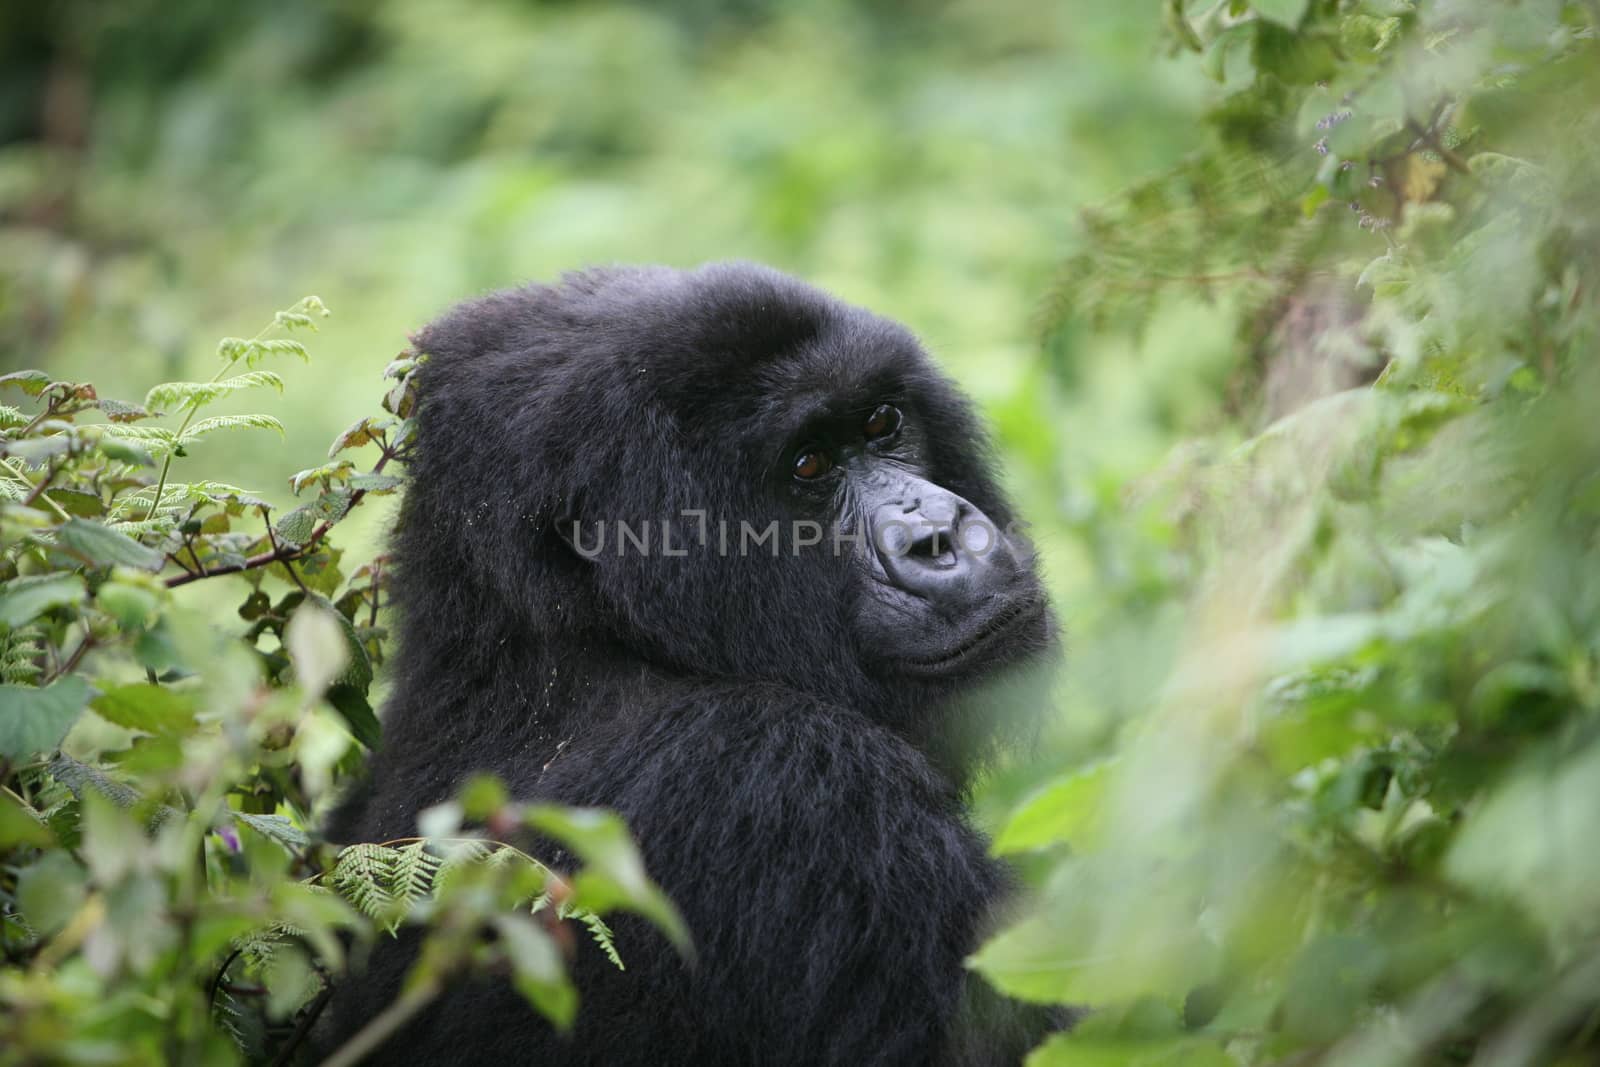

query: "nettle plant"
left=0, top=301, right=682, bottom=1065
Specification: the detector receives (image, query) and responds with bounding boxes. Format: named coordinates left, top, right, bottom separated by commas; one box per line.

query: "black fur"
left=323, top=262, right=1064, bottom=1065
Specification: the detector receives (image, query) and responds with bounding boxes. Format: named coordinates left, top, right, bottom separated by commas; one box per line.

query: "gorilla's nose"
left=869, top=477, right=1015, bottom=604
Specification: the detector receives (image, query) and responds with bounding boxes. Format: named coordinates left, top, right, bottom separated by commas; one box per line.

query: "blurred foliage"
left=0, top=305, right=683, bottom=1063
left=975, top=2, right=1600, bottom=1066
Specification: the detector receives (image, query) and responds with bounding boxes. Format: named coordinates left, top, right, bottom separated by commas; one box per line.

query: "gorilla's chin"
left=892, top=591, right=1051, bottom=681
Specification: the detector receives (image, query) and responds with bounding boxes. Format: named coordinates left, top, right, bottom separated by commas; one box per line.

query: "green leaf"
left=994, top=759, right=1115, bottom=855
left=1026, top=1035, right=1234, bottom=1067
left=179, top=413, right=285, bottom=443
left=0, top=574, right=86, bottom=629
left=0, top=789, right=52, bottom=848
left=1202, top=23, right=1255, bottom=84
left=275, top=505, right=319, bottom=544
left=0, top=369, right=54, bottom=397
left=43, top=488, right=106, bottom=518
left=1300, top=182, right=1330, bottom=219
left=289, top=461, right=355, bottom=496
left=90, top=683, right=196, bottom=736
left=216, top=337, right=310, bottom=367
left=495, top=913, right=578, bottom=1030
left=1251, top=0, right=1308, bottom=27
left=328, top=416, right=394, bottom=458
left=523, top=805, right=691, bottom=954
left=56, top=518, right=166, bottom=571
left=0, top=676, right=92, bottom=759
left=327, top=686, right=382, bottom=750
left=460, top=775, right=510, bottom=821
left=235, top=811, right=311, bottom=852
left=349, top=473, right=403, bottom=494
left=1251, top=23, right=1338, bottom=84
left=15, top=851, right=87, bottom=936
left=144, top=371, right=284, bottom=413
left=99, top=428, right=169, bottom=464
left=97, top=397, right=154, bottom=422
left=3, top=436, right=72, bottom=466
left=285, top=601, right=350, bottom=698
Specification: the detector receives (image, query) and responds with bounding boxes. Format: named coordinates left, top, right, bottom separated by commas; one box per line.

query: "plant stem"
left=145, top=312, right=284, bottom=520
left=318, top=977, right=442, bottom=1067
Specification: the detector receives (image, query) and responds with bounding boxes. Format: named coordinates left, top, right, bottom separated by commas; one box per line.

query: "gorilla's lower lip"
left=897, top=596, right=1045, bottom=677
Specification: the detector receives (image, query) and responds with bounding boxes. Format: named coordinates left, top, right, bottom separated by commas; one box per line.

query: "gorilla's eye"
left=792, top=448, right=833, bottom=481
left=864, top=404, right=902, bottom=441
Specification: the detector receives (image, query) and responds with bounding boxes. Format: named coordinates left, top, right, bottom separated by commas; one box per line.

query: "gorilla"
left=323, top=262, right=1066, bottom=1065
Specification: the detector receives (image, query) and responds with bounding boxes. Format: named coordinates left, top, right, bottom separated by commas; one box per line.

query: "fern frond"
left=0, top=625, right=44, bottom=683
left=390, top=840, right=442, bottom=906
left=574, top=910, right=623, bottom=970
left=180, top=413, right=285, bottom=444
left=215, top=338, right=310, bottom=368
left=145, top=372, right=284, bottom=413
left=110, top=482, right=268, bottom=519
left=331, top=843, right=396, bottom=921
left=103, top=425, right=178, bottom=445
left=433, top=840, right=494, bottom=896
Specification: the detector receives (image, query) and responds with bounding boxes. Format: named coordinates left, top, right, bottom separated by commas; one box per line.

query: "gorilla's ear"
left=554, top=510, right=603, bottom=564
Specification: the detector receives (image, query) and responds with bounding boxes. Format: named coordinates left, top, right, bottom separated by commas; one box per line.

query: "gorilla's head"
left=400, top=262, right=1055, bottom=768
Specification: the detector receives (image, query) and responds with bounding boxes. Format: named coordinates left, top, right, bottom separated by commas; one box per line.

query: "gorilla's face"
left=410, top=262, right=1055, bottom=733
left=773, top=397, right=1047, bottom=682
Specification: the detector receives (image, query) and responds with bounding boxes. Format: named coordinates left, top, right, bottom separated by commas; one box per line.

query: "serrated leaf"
left=235, top=812, right=311, bottom=851
left=113, top=482, right=270, bottom=517
left=97, top=398, right=154, bottom=422
left=90, top=683, right=196, bottom=735
left=144, top=371, right=284, bottom=413
left=0, top=676, right=91, bottom=759
left=102, top=425, right=178, bottom=443
left=349, top=473, right=403, bottom=494
left=327, top=417, right=394, bottom=458
left=383, top=356, right=419, bottom=380
left=180, top=413, right=285, bottom=443
left=275, top=505, right=319, bottom=545
left=0, top=574, right=86, bottom=629
left=216, top=337, right=310, bottom=367
left=56, top=518, right=166, bottom=571
left=289, top=461, right=354, bottom=495
left=0, top=370, right=54, bottom=397
left=48, top=754, right=144, bottom=808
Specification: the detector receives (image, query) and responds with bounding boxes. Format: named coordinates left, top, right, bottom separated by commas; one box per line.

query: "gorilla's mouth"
left=897, top=594, right=1046, bottom=678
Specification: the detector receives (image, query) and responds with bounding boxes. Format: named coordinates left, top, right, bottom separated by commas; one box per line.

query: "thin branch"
left=17, top=395, right=63, bottom=437
left=1404, top=119, right=1471, bottom=176
left=318, top=977, right=442, bottom=1067
left=20, top=460, right=62, bottom=508
left=165, top=450, right=393, bottom=590
left=265, top=523, right=311, bottom=595
left=43, top=635, right=94, bottom=685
